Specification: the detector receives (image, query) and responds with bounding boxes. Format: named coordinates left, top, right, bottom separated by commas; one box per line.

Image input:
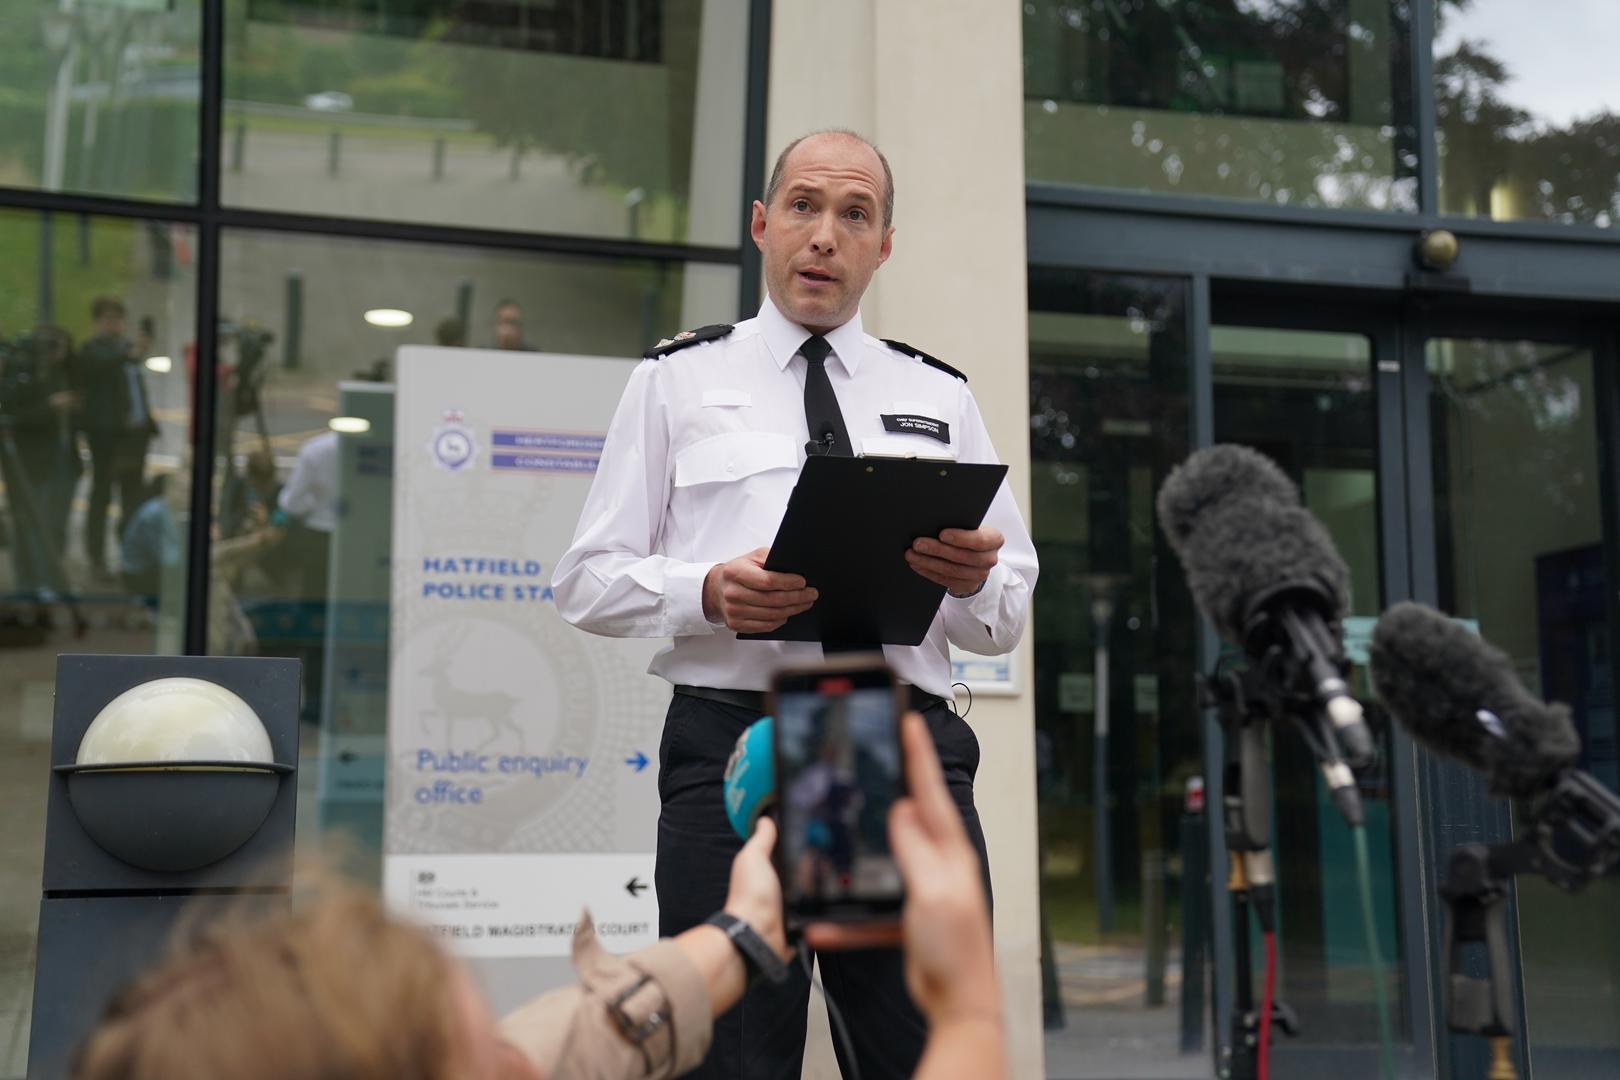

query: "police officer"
left=554, top=129, right=1038, bottom=1079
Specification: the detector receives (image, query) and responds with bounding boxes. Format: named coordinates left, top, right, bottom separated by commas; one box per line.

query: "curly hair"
left=73, top=884, right=466, bottom=1080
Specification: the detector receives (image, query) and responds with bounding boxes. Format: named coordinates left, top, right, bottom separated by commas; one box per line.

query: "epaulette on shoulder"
left=644, top=323, right=734, bottom=359
left=882, top=338, right=967, bottom=382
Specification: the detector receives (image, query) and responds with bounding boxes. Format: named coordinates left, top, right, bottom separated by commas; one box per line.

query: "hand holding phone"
left=806, top=713, right=999, bottom=1032
left=768, top=655, right=906, bottom=924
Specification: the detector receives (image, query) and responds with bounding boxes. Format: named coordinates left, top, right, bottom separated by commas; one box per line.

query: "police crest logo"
left=429, top=408, right=478, bottom=472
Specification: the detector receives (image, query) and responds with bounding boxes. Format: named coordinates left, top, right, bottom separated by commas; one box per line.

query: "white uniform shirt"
left=552, top=298, right=1038, bottom=697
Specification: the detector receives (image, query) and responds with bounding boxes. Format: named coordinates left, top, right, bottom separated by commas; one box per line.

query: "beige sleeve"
left=497, top=914, right=714, bottom=1079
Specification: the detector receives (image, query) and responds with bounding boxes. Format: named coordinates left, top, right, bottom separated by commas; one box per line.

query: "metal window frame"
left=0, top=0, right=764, bottom=655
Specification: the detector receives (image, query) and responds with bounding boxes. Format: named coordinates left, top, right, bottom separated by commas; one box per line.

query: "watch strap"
left=705, top=912, right=788, bottom=985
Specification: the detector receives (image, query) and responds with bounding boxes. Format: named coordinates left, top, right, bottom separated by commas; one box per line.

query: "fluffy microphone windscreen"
left=1156, top=444, right=1302, bottom=545
left=1156, top=449, right=1350, bottom=645
left=722, top=715, right=775, bottom=839
left=1369, top=602, right=1580, bottom=798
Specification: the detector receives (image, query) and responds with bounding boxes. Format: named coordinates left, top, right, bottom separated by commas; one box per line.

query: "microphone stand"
left=1438, top=769, right=1620, bottom=1079
left=1240, top=604, right=1366, bottom=828
left=1202, top=665, right=1300, bottom=1080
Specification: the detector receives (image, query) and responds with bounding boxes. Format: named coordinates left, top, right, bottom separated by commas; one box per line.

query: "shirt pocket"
left=674, top=430, right=799, bottom=487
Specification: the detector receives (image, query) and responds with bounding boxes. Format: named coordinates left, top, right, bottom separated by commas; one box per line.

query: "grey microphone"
left=1157, top=445, right=1375, bottom=778
left=1368, top=601, right=1579, bottom=797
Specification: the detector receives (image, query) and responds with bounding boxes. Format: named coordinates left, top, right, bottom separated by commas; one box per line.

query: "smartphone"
left=768, top=654, right=906, bottom=923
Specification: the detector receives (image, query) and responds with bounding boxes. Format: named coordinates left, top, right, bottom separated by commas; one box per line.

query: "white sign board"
left=385, top=348, right=669, bottom=972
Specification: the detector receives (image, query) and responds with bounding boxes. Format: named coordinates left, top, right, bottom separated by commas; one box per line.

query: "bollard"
left=283, top=272, right=303, bottom=370
left=232, top=121, right=246, bottom=172
left=327, top=129, right=341, bottom=178
left=456, top=280, right=473, bottom=334
left=432, top=136, right=446, bottom=181
left=1144, top=848, right=1168, bottom=1005
left=1179, top=778, right=1209, bottom=1053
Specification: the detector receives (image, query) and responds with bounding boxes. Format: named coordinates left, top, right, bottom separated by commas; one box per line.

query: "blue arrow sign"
left=625, top=751, right=649, bottom=773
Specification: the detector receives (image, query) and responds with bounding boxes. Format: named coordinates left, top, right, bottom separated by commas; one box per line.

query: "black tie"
left=800, top=335, right=852, bottom=457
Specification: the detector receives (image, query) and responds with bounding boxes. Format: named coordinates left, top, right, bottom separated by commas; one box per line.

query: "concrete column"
left=768, top=3, right=1040, bottom=1076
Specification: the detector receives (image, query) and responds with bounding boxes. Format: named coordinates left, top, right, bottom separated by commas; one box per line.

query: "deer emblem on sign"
left=420, top=625, right=525, bottom=753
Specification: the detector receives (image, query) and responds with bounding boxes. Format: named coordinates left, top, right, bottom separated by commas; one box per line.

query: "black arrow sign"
left=625, top=876, right=648, bottom=898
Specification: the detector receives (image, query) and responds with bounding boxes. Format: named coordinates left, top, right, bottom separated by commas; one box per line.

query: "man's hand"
left=805, top=713, right=1000, bottom=1027
left=906, top=526, right=1003, bottom=598
left=722, top=816, right=791, bottom=961
left=702, top=548, right=818, bottom=633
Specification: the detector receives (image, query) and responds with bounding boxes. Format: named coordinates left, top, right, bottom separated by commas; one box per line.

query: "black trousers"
left=655, top=691, right=991, bottom=1080
left=84, top=430, right=148, bottom=569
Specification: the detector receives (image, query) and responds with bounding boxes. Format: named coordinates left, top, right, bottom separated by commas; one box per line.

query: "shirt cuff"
left=664, top=560, right=720, bottom=637
left=953, top=562, right=1004, bottom=618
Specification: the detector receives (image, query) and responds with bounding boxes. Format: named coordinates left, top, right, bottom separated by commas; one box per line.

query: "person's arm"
left=806, top=712, right=1009, bottom=1079
left=497, top=820, right=790, bottom=1079
left=551, top=360, right=719, bottom=639
left=276, top=440, right=319, bottom=521
left=552, top=362, right=814, bottom=638
left=907, top=385, right=1038, bottom=655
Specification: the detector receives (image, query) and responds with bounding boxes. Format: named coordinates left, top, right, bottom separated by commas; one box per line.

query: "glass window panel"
left=1028, top=270, right=1206, bottom=1077
left=1210, top=325, right=1411, bottom=1052
left=0, top=1, right=201, bottom=203
left=1024, top=0, right=1419, bottom=212
left=0, top=209, right=195, bottom=1078
left=209, top=226, right=735, bottom=879
left=1427, top=337, right=1619, bottom=1073
left=222, top=0, right=748, bottom=245
left=1435, top=1, right=1620, bottom=227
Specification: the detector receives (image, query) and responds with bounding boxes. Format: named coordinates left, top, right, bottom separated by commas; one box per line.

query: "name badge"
left=880, top=413, right=950, bottom=444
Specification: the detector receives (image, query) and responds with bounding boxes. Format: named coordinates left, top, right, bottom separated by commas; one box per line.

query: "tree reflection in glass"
left=1434, top=0, right=1619, bottom=227
left=1024, top=0, right=1420, bottom=211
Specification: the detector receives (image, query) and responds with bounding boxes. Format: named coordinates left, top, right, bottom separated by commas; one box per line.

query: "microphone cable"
left=799, top=941, right=862, bottom=1080
left=951, top=680, right=973, bottom=719
left=1351, top=823, right=1398, bottom=1080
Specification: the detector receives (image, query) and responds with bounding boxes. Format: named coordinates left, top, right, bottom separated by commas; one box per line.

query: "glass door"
left=1028, top=268, right=1207, bottom=1079
left=1209, top=295, right=1433, bottom=1079
left=1417, top=316, right=1620, bottom=1079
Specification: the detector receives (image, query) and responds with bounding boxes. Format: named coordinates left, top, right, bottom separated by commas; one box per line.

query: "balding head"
left=765, top=130, right=894, bottom=229
left=750, top=130, right=895, bottom=334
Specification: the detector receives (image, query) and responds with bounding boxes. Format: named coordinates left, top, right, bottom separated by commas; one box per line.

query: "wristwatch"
left=705, top=912, right=789, bottom=985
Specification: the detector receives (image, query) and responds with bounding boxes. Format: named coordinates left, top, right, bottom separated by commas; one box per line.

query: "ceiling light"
left=144, top=355, right=173, bottom=374
left=364, top=308, right=413, bottom=328
left=328, top=416, right=371, bottom=434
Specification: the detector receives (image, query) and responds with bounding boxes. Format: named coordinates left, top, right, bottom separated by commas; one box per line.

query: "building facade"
left=0, top=2, right=1616, bottom=1077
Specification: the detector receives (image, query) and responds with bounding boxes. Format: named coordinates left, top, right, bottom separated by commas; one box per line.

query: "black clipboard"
left=738, top=454, right=1008, bottom=646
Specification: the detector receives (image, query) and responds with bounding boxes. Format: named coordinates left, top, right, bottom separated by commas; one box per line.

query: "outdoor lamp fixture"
left=54, top=677, right=293, bottom=872
left=29, top=655, right=299, bottom=1080
left=1416, top=229, right=1460, bottom=272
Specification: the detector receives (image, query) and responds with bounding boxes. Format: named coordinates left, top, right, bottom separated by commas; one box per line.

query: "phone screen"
left=772, top=665, right=904, bottom=919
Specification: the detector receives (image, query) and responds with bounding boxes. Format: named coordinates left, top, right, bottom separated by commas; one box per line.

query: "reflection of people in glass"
left=119, top=474, right=182, bottom=603
left=273, top=429, right=339, bottom=722
left=489, top=298, right=533, bottom=351
left=434, top=316, right=467, bottom=348
left=76, top=297, right=157, bottom=581
left=0, top=325, right=80, bottom=600
left=786, top=707, right=864, bottom=900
